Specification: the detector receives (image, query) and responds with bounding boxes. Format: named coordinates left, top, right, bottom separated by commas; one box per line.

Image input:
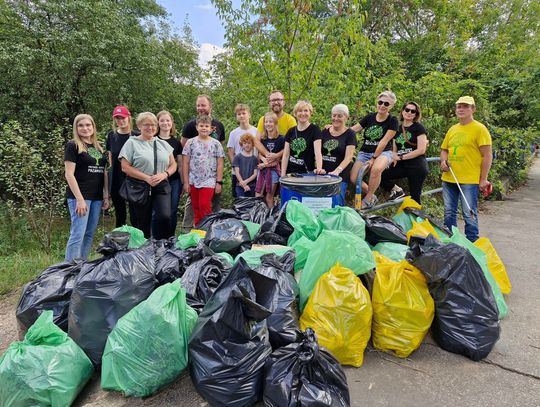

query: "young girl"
left=182, top=114, right=225, bottom=226
left=233, top=133, right=259, bottom=197
left=155, top=110, right=183, bottom=234
left=255, top=112, right=285, bottom=208
left=64, top=114, right=109, bottom=261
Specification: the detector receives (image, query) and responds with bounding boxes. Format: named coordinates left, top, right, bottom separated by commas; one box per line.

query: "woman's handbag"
left=119, top=140, right=157, bottom=205
left=119, top=177, right=150, bottom=205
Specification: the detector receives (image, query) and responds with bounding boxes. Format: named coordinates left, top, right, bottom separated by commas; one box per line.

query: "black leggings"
left=381, top=158, right=429, bottom=203
left=131, top=181, right=172, bottom=239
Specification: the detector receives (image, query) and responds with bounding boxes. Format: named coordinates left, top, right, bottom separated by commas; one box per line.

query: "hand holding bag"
left=119, top=140, right=157, bottom=205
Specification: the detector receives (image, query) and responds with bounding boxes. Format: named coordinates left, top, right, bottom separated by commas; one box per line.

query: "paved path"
left=3, top=162, right=539, bottom=407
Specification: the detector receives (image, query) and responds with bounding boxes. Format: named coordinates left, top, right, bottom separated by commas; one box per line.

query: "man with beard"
left=256, top=90, right=296, bottom=137
left=181, top=95, right=226, bottom=229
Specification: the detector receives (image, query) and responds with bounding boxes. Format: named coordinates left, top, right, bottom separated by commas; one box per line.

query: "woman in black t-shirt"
left=106, top=105, right=139, bottom=227
left=350, top=91, right=399, bottom=209
left=320, top=104, right=357, bottom=206
left=155, top=110, right=183, bottom=234
left=381, top=101, right=429, bottom=203
left=64, top=114, right=109, bottom=261
left=281, top=100, right=324, bottom=175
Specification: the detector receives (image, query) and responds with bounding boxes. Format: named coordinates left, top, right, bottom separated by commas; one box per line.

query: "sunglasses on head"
left=378, top=100, right=391, bottom=106
left=403, top=107, right=417, bottom=114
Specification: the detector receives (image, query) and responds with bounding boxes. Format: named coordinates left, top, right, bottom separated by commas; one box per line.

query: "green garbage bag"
left=0, top=311, right=94, bottom=407
left=113, top=225, right=146, bottom=248
left=372, top=242, right=409, bottom=262
left=299, top=230, right=375, bottom=311
left=291, top=235, right=315, bottom=272
left=101, top=280, right=198, bottom=397
left=285, top=200, right=321, bottom=242
left=392, top=211, right=416, bottom=233
left=442, top=227, right=508, bottom=319
left=216, top=252, right=234, bottom=265
left=235, top=246, right=293, bottom=267
left=318, top=206, right=366, bottom=239
left=176, top=231, right=202, bottom=249
left=240, top=220, right=261, bottom=240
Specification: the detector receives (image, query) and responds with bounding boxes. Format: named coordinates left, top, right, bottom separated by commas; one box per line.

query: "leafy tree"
left=0, top=0, right=202, bottom=133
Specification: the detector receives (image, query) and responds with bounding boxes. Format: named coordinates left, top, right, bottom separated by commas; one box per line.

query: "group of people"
left=63, top=90, right=492, bottom=261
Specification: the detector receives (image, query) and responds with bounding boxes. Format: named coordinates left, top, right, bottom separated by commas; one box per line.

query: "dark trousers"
left=381, top=158, right=429, bottom=204
left=110, top=184, right=137, bottom=228
left=132, top=181, right=172, bottom=239
left=231, top=173, right=238, bottom=198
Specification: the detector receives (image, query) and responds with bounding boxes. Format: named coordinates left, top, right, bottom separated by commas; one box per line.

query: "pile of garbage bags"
left=4, top=196, right=512, bottom=406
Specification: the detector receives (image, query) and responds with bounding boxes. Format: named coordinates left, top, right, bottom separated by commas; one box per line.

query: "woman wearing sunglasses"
left=380, top=101, right=428, bottom=204
left=350, top=91, right=399, bottom=209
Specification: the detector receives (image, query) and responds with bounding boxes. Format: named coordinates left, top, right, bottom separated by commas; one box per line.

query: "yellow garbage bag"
left=372, top=259, right=434, bottom=358
left=474, top=237, right=512, bottom=294
left=406, top=219, right=440, bottom=243
left=396, top=197, right=422, bottom=214
left=300, top=263, right=372, bottom=367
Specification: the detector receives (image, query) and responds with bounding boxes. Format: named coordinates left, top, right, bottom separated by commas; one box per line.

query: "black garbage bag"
left=256, top=252, right=301, bottom=349
left=362, top=214, right=407, bottom=246
left=189, top=258, right=277, bottom=407
left=204, top=218, right=252, bottom=255
left=263, top=328, right=350, bottom=407
left=407, top=236, right=500, bottom=361
left=197, top=209, right=239, bottom=231
left=234, top=197, right=270, bottom=223
left=68, top=242, right=156, bottom=365
left=16, top=260, right=84, bottom=336
left=181, top=255, right=231, bottom=313
left=253, top=231, right=287, bottom=246
left=404, top=207, right=452, bottom=237
left=260, top=203, right=294, bottom=239
left=95, top=231, right=130, bottom=254
left=154, top=243, right=215, bottom=285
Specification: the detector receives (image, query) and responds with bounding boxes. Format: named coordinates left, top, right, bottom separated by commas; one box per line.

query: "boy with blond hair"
left=227, top=103, right=257, bottom=197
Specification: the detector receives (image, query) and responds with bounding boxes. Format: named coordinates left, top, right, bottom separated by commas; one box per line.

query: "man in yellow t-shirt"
left=440, top=96, right=492, bottom=242
left=256, top=90, right=297, bottom=137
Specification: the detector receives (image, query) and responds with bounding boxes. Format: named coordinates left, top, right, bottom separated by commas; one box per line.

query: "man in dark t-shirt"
left=180, top=95, right=225, bottom=147
left=181, top=95, right=226, bottom=229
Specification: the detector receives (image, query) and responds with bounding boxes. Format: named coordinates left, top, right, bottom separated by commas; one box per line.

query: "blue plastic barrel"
left=280, top=174, right=342, bottom=213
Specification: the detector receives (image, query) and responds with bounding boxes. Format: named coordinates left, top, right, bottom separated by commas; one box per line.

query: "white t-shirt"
left=227, top=126, right=258, bottom=174
left=227, top=125, right=258, bottom=156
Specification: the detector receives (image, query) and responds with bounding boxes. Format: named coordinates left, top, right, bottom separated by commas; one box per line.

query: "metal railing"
left=356, top=156, right=442, bottom=213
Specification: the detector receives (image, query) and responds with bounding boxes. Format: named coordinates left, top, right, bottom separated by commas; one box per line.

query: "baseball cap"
left=112, top=105, right=130, bottom=118
left=455, top=96, right=475, bottom=105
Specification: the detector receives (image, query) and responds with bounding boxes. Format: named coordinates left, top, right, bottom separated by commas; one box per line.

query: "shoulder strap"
left=153, top=139, right=158, bottom=175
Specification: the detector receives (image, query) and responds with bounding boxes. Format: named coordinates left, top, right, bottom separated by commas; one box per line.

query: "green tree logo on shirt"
left=395, top=131, right=410, bottom=150
left=291, top=137, right=307, bottom=158
left=365, top=125, right=383, bottom=141
left=450, top=132, right=466, bottom=156
left=87, top=146, right=102, bottom=163
left=324, top=139, right=338, bottom=155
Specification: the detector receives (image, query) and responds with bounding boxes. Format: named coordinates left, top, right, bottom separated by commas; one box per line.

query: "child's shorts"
left=356, top=150, right=393, bottom=168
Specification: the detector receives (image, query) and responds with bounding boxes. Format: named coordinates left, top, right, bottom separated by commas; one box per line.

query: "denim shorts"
left=356, top=150, right=393, bottom=167
left=271, top=169, right=279, bottom=184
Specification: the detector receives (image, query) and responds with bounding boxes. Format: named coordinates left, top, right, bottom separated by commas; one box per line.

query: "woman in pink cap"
left=106, top=105, right=140, bottom=227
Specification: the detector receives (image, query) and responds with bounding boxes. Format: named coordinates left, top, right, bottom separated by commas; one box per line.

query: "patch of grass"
left=0, top=251, right=65, bottom=296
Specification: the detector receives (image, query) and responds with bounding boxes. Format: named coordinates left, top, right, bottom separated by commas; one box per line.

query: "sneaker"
left=388, top=188, right=405, bottom=201
left=361, top=195, right=379, bottom=210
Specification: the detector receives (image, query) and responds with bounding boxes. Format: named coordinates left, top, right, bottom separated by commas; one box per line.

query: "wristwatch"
left=216, top=180, right=223, bottom=185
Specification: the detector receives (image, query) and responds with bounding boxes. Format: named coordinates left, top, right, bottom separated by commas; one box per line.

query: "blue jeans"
left=65, top=199, right=102, bottom=261
left=442, top=181, right=479, bottom=242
